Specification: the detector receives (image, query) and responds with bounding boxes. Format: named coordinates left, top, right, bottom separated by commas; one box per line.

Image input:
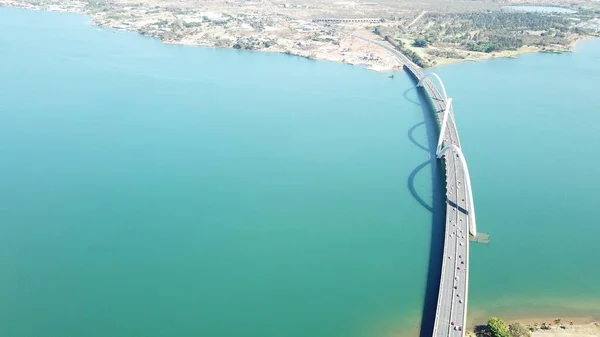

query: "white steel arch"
left=417, top=72, right=448, bottom=102
left=438, top=144, right=477, bottom=237
left=436, top=97, right=453, bottom=157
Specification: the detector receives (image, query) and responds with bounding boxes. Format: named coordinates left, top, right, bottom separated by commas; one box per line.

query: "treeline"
left=427, top=49, right=466, bottom=59
left=373, top=27, right=430, bottom=67
left=384, top=35, right=429, bottom=67
left=464, top=34, right=524, bottom=52
left=452, top=12, right=570, bottom=31
left=400, top=11, right=581, bottom=53
left=486, top=317, right=530, bottom=337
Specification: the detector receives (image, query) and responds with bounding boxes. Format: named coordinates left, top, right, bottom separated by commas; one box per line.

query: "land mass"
left=2, top=0, right=600, bottom=70
left=469, top=317, right=600, bottom=337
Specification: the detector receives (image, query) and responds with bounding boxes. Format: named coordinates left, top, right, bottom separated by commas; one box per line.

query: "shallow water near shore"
left=1, top=6, right=600, bottom=337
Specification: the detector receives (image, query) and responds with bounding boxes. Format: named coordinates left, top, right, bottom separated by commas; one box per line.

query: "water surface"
left=432, top=38, right=600, bottom=323
left=0, top=7, right=437, bottom=337
left=1, top=6, right=600, bottom=337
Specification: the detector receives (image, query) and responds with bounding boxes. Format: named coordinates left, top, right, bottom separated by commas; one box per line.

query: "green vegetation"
left=372, top=27, right=429, bottom=67
left=465, top=35, right=523, bottom=53
left=421, top=12, right=575, bottom=52
left=233, top=37, right=270, bottom=50
left=378, top=10, right=598, bottom=65
left=384, top=36, right=428, bottom=67
left=488, top=317, right=511, bottom=337
left=183, top=21, right=203, bottom=28
left=478, top=316, right=580, bottom=337
left=413, top=38, right=428, bottom=47
left=427, top=48, right=465, bottom=59
left=508, top=322, right=531, bottom=337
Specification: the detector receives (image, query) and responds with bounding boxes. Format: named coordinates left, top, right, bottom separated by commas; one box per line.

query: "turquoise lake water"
left=0, top=7, right=599, bottom=337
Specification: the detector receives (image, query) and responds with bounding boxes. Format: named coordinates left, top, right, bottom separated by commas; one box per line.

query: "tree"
left=509, top=322, right=531, bottom=337
left=413, top=38, right=428, bottom=47
left=488, top=317, right=511, bottom=337
left=555, top=318, right=562, bottom=326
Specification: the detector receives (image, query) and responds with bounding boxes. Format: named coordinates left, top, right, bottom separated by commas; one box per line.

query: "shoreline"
left=466, top=318, right=600, bottom=337
left=473, top=316, right=599, bottom=327
left=428, top=39, right=590, bottom=68
left=1, top=4, right=596, bottom=72
left=88, top=15, right=598, bottom=71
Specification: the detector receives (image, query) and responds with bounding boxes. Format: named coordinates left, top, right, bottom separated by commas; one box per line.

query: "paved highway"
left=353, top=35, right=474, bottom=337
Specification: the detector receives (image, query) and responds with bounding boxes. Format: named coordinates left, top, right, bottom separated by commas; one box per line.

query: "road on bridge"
left=352, top=35, right=475, bottom=337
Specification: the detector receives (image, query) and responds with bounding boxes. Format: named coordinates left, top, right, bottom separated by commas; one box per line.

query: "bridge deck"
left=350, top=35, right=473, bottom=337
left=422, top=77, right=470, bottom=337
left=361, top=38, right=472, bottom=337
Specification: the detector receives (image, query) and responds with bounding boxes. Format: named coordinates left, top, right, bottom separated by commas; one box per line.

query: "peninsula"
left=2, top=0, right=600, bottom=69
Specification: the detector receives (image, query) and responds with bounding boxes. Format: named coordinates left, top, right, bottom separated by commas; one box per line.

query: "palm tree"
left=555, top=318, right=562, bottom=326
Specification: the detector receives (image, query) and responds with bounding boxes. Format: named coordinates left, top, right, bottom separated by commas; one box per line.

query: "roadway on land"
left=352, top=35, right=471, bottom=337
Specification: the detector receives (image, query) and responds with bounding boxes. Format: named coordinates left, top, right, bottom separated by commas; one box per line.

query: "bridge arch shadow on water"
left=404, top=84, right=446, bottom=337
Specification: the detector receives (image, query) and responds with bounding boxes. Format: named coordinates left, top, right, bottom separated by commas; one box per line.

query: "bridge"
left=352, top=36, right=478, bottom=337
left=413, top=70, right=476, bottom=337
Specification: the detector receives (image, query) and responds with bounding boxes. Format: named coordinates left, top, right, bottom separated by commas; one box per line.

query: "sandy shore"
left=430, top=46, right=540, bottom=67
left=156, top=32, right=593, bottom=71
left=426, top=41, right=592, bottom=68
left=465, top=317, right=600, bottom=337
left=531, top=323, right=600, bottom=337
